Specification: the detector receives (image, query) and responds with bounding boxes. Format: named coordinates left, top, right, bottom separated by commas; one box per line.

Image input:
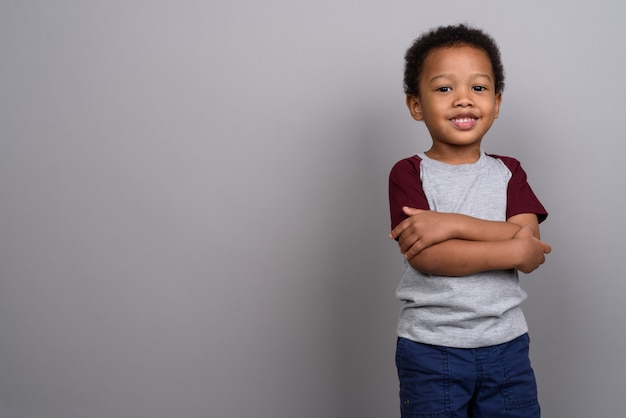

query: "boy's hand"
left=389, top=207, right=457, bottom=258
left=513, top=225, right=552, bottom=274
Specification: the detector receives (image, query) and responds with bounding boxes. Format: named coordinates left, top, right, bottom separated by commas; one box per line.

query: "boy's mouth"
left=450, top=114, right=478, bottom=130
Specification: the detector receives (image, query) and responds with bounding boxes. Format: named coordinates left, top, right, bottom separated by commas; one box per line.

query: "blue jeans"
left=396, top=334, right=540, bottom=418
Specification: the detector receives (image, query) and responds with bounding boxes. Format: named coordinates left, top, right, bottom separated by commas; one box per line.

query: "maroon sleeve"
left=492, top=155, right=548, bottom=224
left=388, top=156, right=431, bottom=230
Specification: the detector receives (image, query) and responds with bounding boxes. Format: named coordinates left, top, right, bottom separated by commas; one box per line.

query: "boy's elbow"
left=407, top=253, right=441, bottom=275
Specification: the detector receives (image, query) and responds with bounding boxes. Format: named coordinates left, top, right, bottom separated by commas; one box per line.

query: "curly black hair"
left=403, top=24, right=505, bottom=97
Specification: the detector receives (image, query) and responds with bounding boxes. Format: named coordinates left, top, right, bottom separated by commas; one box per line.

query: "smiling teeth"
left=452, top=118, right=475, bottom=122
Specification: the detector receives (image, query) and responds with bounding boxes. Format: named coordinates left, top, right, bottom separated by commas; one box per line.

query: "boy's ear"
left=406, top=95, right=423, bottom=121
left=494, top=92, right=503, bottom=119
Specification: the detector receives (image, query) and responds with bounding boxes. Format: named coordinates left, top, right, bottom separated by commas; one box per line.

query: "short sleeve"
left=388, top=156, right=431, bottom=230
left=492, top=155, right=548, bottom=223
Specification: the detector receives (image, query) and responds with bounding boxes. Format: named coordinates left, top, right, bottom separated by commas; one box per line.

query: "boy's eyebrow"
left=428, top=73, right=493, bottom=83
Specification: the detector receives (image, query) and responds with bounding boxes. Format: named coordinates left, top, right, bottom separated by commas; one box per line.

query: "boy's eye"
left=437, top=86, right=451, bottom=92
left=473, top=86, right=487, bottom=92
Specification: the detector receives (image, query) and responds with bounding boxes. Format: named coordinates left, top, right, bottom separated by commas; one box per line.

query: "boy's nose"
left=453, top=91, right=474, bottom=107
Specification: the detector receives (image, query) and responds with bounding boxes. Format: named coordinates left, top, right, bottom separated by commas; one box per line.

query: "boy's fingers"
left=389, top=218, right=410, bottom=239
left=390, top=208, right=423, bottom=239
left=402, top=206, right=423, bottom=216
left=404, top=240, right=426, bottom=259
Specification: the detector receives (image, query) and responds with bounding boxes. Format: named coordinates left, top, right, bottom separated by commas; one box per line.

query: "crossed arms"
left=389, top=206, right=552, bottom=276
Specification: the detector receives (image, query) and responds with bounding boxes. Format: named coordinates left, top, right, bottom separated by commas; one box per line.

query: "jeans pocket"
left=501, top=335, right=539, bottom=411
left=396, top=338, right=450, bottom=418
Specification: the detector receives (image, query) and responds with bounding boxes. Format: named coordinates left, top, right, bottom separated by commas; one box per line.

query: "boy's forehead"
left=422, top=45, right=493, bottom=76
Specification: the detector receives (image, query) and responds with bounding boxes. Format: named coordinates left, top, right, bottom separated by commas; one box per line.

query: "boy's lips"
left=450, top=113, right=478, bottom=130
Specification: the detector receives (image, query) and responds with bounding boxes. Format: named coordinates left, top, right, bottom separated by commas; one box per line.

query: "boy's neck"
left=424, top=146, right=482, bottom=165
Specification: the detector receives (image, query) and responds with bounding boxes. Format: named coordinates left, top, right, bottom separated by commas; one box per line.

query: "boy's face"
left=406, top=45, right=502, bottom=159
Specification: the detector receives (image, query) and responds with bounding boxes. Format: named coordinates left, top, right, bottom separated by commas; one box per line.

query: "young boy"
left=388, top=24, right=552, bottom=417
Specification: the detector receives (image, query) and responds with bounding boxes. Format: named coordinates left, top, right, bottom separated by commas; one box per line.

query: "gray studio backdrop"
left=1, top=1, right=625, bottom=417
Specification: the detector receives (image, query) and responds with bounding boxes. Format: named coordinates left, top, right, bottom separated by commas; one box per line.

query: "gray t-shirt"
left=394, top=152, right=531, bottom=348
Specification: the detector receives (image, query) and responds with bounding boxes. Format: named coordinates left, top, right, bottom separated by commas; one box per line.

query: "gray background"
left=1, top=1, right=624, bottom=417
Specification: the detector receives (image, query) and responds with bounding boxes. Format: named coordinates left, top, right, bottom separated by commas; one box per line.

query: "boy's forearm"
left=407, top=220, right=550, bottom=276
left=451, top=214, right=522, bottom=241
left=407, top=238, right=521, bottom=276
left=394, top=211, right=526, bottom=260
